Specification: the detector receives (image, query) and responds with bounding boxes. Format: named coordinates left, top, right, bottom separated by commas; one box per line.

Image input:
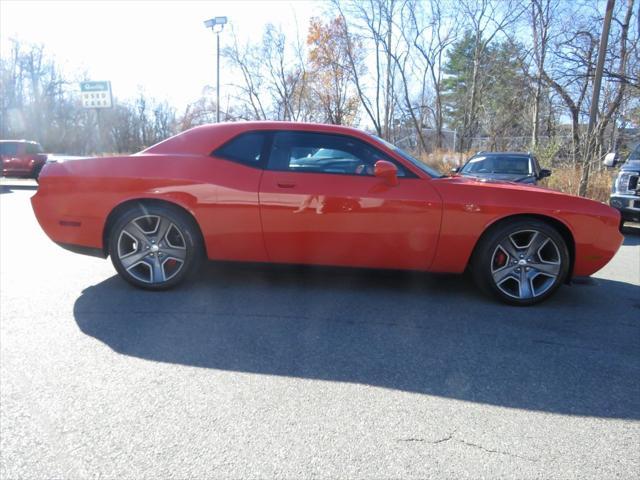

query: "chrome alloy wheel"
left=490, top=229, right=562, bottom=300
left=116, top=214, right=187, bottom=284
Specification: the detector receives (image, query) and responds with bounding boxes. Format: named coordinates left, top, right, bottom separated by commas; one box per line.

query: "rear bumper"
left=2, top=170, right=36, bottom=178
left=55, top=242, right=107, bottom=258
left=2, top=160, right=45, bottom=178
left=31, top=188, right=104, bottom=252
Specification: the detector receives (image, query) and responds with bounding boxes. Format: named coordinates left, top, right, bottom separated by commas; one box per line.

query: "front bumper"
left=610, top=194, right=640, bottom=223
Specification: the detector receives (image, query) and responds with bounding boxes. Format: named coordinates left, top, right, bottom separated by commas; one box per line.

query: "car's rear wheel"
left=108, top=203, right=203, bottom=290
left=471, top=219, right=570, bottom=305
left=33, top=164, right=44, bottom=182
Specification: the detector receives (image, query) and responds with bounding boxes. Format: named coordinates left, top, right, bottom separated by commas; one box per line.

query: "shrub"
left=542, top=165, right=613, bottom=203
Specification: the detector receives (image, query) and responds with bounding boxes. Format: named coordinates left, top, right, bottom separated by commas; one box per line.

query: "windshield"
left=461, top=154, right=532, bottom=175
left=628, top=144, right=640, bottom=161
left=369, top=135, right=445, bottom=178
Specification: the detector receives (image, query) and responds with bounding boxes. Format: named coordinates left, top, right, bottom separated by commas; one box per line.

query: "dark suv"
left=608, top=144, right=640, bottom=224
left=0, top=140, right=47, bottom=179
left=453, top=151, right=551, bottom=185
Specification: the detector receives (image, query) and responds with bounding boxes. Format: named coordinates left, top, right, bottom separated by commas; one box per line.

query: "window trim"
left=265, top=130, right=418, bottom=179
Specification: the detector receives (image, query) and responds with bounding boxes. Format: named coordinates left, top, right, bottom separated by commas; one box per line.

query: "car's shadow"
left=0, top=183, right=38, bottom=194
left=74, top=256, right=640, bottom=420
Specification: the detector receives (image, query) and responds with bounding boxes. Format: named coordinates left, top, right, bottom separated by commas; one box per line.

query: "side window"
left=26, top=143, right=42, bottom=154
left=268, top=131, right=410, bottom=177
left=0, top=143, right=19, bottom=156
left=212, top=131, right=267, bottom=167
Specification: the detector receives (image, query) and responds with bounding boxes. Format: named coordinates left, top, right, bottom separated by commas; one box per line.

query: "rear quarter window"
left=212, top=132, right=267, bottom=167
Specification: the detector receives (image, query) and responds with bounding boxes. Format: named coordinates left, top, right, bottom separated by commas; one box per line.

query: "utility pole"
left=96, top=108, right=102, bottom=154
left=579, top=0, right=615, bottom=197
left=216, top=31, right=221, bottom=123
left=204, top=16, right=228, bottom=123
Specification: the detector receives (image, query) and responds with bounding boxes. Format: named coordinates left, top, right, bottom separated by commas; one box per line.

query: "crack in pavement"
left=397, top=429, right=456, bottom=445
left=398, top=429, right=538, bottom=462
left=456, top=439, right=538, bottom=462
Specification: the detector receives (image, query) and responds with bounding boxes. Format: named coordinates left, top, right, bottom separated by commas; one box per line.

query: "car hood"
left=440, top=175, right=576, bottom=199
left=620, top=159, right=640, bottom=172
left=435, top=175, right=619, bottom=220
left=460, top=172, right=534, bottom=182
left=448, top=174, right=544, bottom=189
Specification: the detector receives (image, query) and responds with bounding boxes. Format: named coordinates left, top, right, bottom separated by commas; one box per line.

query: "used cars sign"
left=80, top=81, right=112, bottom=108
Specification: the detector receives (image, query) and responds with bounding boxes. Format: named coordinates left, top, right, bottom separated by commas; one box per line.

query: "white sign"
left=80, top=81, right=112, bottom=109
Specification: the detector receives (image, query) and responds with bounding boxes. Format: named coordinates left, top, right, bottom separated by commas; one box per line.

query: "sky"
left=0, top=0, right=325, bottom=109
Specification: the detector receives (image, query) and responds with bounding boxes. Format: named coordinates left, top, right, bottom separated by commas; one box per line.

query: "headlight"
left=616, top=172, right=631, bottom=192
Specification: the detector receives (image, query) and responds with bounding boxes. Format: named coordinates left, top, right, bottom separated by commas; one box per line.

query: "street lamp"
left=203, top=16, right=228, bottom=123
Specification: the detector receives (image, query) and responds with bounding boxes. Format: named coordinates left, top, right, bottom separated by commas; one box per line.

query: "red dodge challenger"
left=31, top=122, right=623, bottom=305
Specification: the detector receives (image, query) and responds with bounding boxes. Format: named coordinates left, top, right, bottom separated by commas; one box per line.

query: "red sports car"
left=31, top=122, right=623, bottom=305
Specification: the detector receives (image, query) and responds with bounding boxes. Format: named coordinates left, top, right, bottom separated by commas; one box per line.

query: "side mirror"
left=538, top=169, right=552, bottom=179
left=451, top=166, right=460, bottom=174
left=374, top=160, right=398, bottom=186
left=603, top=152, right=618, bottom=168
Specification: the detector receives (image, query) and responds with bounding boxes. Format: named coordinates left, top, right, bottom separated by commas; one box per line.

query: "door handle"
left=277, top=182, right=296, bottom=188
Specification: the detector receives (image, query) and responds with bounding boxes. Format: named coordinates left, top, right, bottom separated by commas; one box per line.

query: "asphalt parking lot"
left=1, top=178, right=639, bottom=479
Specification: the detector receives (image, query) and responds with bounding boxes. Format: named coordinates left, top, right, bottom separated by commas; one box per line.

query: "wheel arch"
left=102, top=197, right=206, bottom=257
left=471, top=213, right=576, bottom=281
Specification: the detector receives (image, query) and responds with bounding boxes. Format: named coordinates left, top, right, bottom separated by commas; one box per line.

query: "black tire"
left=108, top=203, right=204, bottom=290
left=470, top=218, right=570, bottom=306
left=33, top=164, right=44, bottom=183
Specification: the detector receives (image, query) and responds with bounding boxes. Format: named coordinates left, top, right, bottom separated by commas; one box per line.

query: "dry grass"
left=417, top=150, right=613, bottom=203
left=418, top=149, right=464, bottom=172
left=542, top=166, right=613, bottom=203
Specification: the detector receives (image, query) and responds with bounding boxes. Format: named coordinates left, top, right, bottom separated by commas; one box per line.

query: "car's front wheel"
left=471, top=219, right=570, bottom=305
left=108, top=203, right=203, bottom=290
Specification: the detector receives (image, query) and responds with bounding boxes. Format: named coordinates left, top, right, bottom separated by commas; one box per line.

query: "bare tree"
left=405, top=0, right=458, bottom=150
left=263, top=24, right=306, bottom=121
left=530, top=0, right=553, bottom=147
left=222, top=30, right=267, bottom=120
left=540, top=2, right=599, bottom=164
left=332, top=0, right=400, bottom=139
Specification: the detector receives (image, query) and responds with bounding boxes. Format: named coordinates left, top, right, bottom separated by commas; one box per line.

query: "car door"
left=23, top=143, right=45, bottom=174
left=204, top=130, right=270, bottom=263
left=258, top=131, right=442, bottom=270
left=14, top=143, right=32, bottom=174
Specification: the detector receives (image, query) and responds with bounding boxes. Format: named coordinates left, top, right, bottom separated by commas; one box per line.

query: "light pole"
left=204, top=16, right=228, bottom=123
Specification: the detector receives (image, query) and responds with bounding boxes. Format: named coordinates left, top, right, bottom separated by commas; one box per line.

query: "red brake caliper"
left=494, top=250, right=507, bottom=269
